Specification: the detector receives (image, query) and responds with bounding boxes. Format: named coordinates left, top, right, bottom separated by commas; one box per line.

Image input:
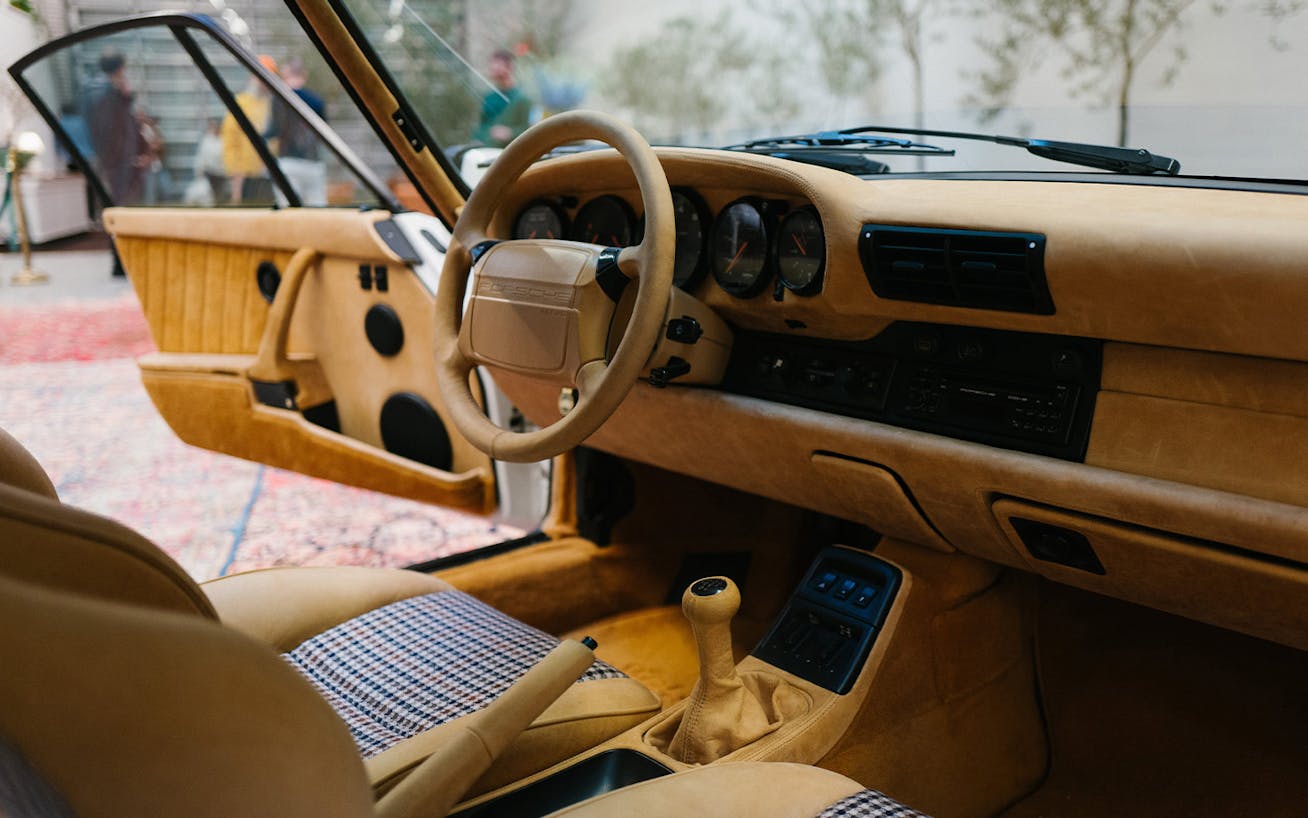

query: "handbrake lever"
left=375, top=637, right=601, bottom=818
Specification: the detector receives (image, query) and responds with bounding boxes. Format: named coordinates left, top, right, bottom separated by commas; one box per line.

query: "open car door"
left=7, top=14, right=539, bottom=523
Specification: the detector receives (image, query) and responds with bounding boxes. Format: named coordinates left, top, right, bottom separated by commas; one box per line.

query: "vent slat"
left=858, top=224, right=1053, bottom=315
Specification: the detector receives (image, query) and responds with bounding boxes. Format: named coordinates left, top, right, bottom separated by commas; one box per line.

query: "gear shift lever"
left=682, top=577, right=740, bottom=686
left=664, top=576, right=802, bottom=764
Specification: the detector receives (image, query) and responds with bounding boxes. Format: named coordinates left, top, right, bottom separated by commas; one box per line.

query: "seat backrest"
left=0, top=427, right=215, bottom=619
left=0, top=575, right=376, bottom=818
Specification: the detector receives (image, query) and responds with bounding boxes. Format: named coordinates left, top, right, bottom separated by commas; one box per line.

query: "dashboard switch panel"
left=723, top=322, right=1102, bottom=461
left=754, top=546, right=901, bottom=694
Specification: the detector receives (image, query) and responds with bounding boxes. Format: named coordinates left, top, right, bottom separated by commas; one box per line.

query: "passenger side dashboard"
left=490, top=147, right=1308, bottom=652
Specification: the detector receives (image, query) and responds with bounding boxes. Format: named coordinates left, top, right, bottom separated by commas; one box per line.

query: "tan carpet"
left=1001, top=584, right=1308, bottom=818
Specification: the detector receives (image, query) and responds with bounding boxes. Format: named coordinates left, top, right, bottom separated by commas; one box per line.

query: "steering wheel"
left=433, top=111, right=675, bottom=463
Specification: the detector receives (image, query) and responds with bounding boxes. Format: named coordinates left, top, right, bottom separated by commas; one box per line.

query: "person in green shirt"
left=473, top=49, right=533, bottom=147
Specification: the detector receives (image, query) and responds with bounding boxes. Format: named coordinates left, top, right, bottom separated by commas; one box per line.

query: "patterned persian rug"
left=0, top=295, right=520, bottom=581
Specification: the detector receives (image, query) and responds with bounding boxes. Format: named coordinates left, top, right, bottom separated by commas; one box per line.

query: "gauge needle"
left=725, top=241, right=749, bottom=274
left=792, top=234, right=807, bottom=255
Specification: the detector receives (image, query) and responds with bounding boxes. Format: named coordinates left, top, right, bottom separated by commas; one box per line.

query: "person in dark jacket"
left=83, top=50, right=145, bottom=204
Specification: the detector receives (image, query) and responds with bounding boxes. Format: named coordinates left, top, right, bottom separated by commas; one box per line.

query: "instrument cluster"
left=512, top=190, right=825, bottom=298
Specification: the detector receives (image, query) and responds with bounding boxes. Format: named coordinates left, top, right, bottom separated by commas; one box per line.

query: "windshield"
left=339, top=0, right=1307, bottom=182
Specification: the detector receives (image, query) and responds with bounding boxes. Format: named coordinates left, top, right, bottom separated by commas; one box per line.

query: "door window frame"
left=8, top=12, right=401, bottom=211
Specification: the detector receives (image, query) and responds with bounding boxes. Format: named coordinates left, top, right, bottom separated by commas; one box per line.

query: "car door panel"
left=107, top=207, right=495, bottom=514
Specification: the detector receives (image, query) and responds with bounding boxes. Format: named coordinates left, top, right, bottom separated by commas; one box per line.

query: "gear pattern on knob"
left=691, top=577, right=729, bottom=596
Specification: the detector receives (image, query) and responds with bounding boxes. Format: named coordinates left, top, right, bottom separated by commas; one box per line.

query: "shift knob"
left=682, top=577, right=740, bottom=625
left=681, top=577, right=741, bottom=688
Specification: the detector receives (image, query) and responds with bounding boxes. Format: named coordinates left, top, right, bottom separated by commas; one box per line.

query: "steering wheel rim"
left=433, top=111, right=675, bottom=463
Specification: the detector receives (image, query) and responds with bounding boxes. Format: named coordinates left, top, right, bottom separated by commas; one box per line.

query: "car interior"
left=3, top=7, right=1308, bottom=818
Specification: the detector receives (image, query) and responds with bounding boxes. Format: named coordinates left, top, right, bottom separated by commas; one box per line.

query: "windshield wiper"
left=727, top=125, right=1181, bottom=176
left=723, top=131, right=956, bottom=157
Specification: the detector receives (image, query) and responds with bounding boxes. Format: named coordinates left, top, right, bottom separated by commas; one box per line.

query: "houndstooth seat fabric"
left=816, top=788, right=931, bottom=818
left=284, top=589, right=627, bottom=758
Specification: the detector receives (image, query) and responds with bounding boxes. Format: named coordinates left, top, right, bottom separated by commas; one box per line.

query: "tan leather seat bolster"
left=0, top=484, right=215, bottom=618
left=202, top=565, right=454, bottom=651
left=0, top=428, right=57, bottom=499
left=545, top=761, right=866, bottom=818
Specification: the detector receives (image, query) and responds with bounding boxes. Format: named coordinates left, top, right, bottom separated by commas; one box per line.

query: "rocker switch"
left=834, top=578, right=858, bottom=600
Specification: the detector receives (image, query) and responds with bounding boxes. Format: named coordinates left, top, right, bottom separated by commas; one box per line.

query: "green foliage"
left=9, top=0, right=35, bottom=14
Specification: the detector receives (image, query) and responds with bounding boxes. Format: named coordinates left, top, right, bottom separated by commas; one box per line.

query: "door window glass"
left=14, top=23, right=386, bottom=209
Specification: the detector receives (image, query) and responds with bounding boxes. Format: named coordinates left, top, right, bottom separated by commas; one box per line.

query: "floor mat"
left=0, top=295, right=520, bottom=581
left=1000, top=585, right=1308, bottom=818
left=0, top=295, right=154, bottom=364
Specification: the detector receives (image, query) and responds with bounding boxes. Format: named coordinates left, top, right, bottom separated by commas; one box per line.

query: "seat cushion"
left=217, top=570, right=663, bottom=795
left=285, top=589, right=628, bottom=758
left=816, top=788, right=930, bottom=817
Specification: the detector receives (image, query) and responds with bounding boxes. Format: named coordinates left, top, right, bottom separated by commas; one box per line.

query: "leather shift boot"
left=662, top=669, right=807, bottom=764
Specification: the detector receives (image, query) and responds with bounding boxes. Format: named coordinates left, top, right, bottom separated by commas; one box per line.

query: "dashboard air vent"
left=858, top=225, right=1053, bottom=314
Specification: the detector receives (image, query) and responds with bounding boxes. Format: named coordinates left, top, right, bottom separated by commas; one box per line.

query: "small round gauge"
left=570, top=195, right=636, bottom=246
left=776, top=207, right=825, bottom=294
left=672, top=189, right=710, bottom=290
left=512, top=200, right=567, bottom=240
left=710, top=198, right=770, bottom=297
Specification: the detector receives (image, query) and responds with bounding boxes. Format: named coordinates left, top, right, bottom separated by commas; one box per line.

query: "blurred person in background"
left=186, top=116, right=226, bottom=205
left=83, top=50, right=146, bottom=204
left=473, top=48, right=532, bottom=148
left=221, top=55, right=276, bottom=205
left=265, top=56, right=328, bottom=206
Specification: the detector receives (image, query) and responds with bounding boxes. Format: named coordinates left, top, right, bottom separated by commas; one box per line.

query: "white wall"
left=1, top=6, right=59, bottom=175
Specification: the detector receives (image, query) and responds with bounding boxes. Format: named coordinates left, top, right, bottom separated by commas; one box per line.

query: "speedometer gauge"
left=571, top=195, right=636, bottom=246
left=776, top=207, right=825, bottom=294
left=513, top=200, right=567, bottom=240
left=672, top=189, right=710, bottom=289
left=711, top=198, right=770, bottom=297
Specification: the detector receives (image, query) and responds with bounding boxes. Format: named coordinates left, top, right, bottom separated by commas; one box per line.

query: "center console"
left=451, top=546, right=909, bottom=818
left=723, top=322, right=1102, bottom=461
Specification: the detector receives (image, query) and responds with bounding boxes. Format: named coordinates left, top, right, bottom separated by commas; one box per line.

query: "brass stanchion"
left=7, top=132, right=49, bottom=287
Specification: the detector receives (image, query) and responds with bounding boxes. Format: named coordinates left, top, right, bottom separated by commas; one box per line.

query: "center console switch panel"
left=723, top=322, right=1102, bottom=461
left=754, top=546, right=901, bottom=694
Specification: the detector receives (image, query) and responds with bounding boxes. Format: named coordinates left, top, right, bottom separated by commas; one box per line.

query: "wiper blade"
left=743, top=125, right=1179, bottom=176
left=722, top=130, right=956, bottom=157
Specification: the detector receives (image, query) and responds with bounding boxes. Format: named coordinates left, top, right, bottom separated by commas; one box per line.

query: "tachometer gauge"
left=711, top=198, right=770, bottom=297
left=776, top=207, right=825, bottom=294
left=672, top=189, right=710, bottom=290
left=513, top=200, right=567, bottom=240
left=571, top=195, right=636, bottom=246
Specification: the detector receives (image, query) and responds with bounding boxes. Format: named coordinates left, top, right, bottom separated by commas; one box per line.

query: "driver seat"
left=0, top=427, right=660, bottom=795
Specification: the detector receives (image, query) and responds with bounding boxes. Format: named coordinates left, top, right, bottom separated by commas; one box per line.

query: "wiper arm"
left=723, top=130, right=956, bottom=157
left=750, top=125, right=1179, bottom=176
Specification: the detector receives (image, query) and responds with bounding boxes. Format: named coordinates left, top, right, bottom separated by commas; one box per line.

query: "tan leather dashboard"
left=492, top=148, right=1308, bottom=651
left=503, top=148, right=1308, bottom=361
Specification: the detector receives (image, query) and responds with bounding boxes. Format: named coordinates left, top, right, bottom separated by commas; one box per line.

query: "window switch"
left=853, top=587, right=877, bottom=608
left=813, top=572, right=838, bottom=593
left=834, top=578, right=858, bottom=600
